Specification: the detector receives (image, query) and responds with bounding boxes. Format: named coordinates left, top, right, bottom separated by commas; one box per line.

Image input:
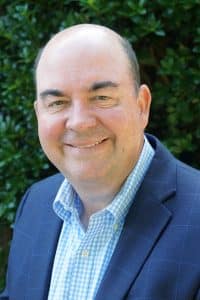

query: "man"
left=1, top=24, right=200, bottom=300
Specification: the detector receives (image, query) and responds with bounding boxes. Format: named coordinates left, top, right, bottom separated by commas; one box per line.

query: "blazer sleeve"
left=195, top=287, right=200, bottom=300
left=0, top=288, right=9, bottom=300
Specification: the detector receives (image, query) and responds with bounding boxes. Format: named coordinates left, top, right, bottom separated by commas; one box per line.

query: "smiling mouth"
left=67, top=138, right=107, bottom=149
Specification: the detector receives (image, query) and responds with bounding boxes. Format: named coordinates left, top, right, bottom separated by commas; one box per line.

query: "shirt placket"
left=66, top=212, right=114, bottom=300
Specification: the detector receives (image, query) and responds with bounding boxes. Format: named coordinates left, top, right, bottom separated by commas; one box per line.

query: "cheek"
left=105, top=107, right=141, bottom=136
left=37, top=115, right=64, bottom=143
left=101, top=107, right=129, bottom=128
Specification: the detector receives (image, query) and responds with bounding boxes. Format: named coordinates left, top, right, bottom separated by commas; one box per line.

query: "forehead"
left=36, top=32, right=131, bottom=91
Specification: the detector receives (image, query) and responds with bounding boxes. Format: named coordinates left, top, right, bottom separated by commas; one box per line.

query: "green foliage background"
left=0, top=0, right=200, bottom=290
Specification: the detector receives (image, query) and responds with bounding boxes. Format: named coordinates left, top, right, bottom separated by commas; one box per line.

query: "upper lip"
left=65, top=138, right=107, bottom=148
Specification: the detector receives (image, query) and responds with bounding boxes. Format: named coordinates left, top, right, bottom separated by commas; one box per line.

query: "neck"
left=79, top=189, right=116, bottom=229
left=72, top=175, right=127, bottom=228
left=77, top=181, right=119, bottom=209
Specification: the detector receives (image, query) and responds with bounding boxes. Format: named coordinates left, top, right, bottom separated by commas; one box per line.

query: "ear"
left=34, top=100, right=38, bottom=117
left=137, top=84, right=151, bottom=129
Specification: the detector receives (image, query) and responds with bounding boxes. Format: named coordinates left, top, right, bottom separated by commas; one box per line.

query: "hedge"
left=0, top=0, right=200, bottom=290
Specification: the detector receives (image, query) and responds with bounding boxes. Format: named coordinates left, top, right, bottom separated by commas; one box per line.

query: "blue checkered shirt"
left=48, top=136, right=155, bottom=300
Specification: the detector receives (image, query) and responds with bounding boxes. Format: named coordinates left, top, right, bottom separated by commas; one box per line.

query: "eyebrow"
left=89, top=81, right=119, bottom=91
left=39, top=89, right=65, bottom=99
left=39, top=81, right=119, bottom=99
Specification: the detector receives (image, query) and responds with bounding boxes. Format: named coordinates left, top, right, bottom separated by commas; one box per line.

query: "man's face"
left=35, top=32, right=151, bottom=187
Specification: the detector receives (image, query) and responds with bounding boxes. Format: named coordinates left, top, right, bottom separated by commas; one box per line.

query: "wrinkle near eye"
left=41, top=97, right=71, bottom=113
left=90, top=95, right=119, bottom=108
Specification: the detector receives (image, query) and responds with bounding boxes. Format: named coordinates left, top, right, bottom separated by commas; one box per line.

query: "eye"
left=91, top=94, right=118, bottom=108
left=93, top=95, right=110, bottom=101
left=44, top=98, right=70, bottom=113
left=48, top=100, right=66, bottom=107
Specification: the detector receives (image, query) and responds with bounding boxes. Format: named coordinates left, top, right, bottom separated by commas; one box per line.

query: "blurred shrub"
left=0, top=0, right=200, bottom=290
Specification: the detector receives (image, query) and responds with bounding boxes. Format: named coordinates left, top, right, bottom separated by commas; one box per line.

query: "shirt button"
left=82, top=250, right=89, bottom=257
left=113, top=223, right=119, bottom=231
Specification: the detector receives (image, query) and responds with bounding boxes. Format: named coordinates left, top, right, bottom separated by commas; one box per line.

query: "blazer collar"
left=96, top=135, right=176, bottom=300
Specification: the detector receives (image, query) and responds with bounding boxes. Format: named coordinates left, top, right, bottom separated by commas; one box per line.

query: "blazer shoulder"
left=30, top=172, right=64, bottom=192
left=15, top=173, right=64, bottom=223
left=147, top=133, right=200, bottom=189
left=176, top=159, right=200, bottom=189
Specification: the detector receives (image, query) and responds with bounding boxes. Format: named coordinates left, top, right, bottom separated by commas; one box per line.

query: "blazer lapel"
left=96, top=137, right=176, bottom=300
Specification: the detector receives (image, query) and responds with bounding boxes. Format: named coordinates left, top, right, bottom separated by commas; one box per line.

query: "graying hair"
left=119, top=37, right=140, bottom=91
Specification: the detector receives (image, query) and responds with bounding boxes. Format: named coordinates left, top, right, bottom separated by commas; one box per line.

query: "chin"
left=62, top=165, right=108, bottom=183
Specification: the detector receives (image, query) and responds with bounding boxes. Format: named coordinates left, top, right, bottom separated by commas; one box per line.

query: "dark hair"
left=119, top=37, right=140, bottom=91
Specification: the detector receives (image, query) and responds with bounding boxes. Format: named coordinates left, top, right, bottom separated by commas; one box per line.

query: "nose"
left=66, top=100, right=97, bottom=132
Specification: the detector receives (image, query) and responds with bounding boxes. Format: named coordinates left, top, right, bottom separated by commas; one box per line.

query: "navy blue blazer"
left=1, top=135, right=200, bottom=300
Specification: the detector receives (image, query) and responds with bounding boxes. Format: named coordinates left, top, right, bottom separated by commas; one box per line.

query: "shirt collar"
left=105, top=135, right=154, bottom=222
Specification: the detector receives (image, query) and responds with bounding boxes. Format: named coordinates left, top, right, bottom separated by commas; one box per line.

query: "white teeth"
left=78, top=140, right=102, bottom=148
